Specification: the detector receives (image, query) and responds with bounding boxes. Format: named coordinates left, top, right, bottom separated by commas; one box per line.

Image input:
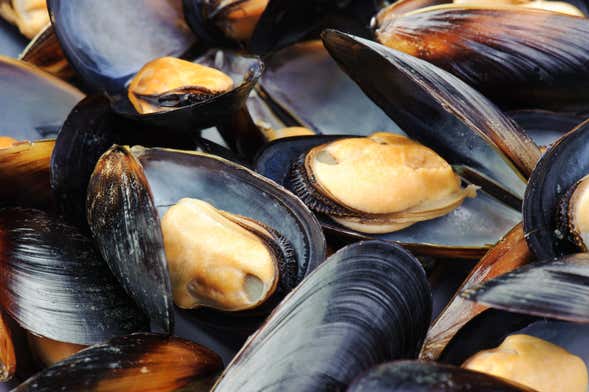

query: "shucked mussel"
left=86, top=145, right=325, bottom=333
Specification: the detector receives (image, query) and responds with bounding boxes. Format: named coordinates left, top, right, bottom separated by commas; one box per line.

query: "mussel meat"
left=161, top=197, right=296, bottom=311
left=206, top=0, right=269, bottom=42
left=557, top=174, right=589, bottom=251
left=463, top=334, right=588, bottom=392
left=128, top=57, right=235, bottom=115
left=288, top=133, right=477, bottom=234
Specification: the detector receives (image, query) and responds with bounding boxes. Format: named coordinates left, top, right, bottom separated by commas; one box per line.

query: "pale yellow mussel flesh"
left=128, top=57, right=234, bottom=115
left=0, top=0, right=48, bottom=39
left=291, top=133, right=477, bottom=234
left=560, top=174, right=589, bottom=251
left=259, top=125, right=316, bottom=142
left=463, top=334, right=589, bottom=392
left=161, top=198, right=284, bottom=311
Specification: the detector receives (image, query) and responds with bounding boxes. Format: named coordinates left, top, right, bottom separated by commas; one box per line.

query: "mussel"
left=13, top=333, right=223, bottom=392
left=87, top=145, right=325, bottom=332
left=288, top=133, right=478, bottom=234
left=372, top=1, right=589, bottom=111
left=213, top=241, right=432, bottom=391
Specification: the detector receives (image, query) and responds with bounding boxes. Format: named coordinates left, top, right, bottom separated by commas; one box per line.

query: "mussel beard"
left=161, top=198, right=296, bottom=311
left=0, top=0, right=48, bottom=39
left=128, top=57, right=234, bottom=115
left=289, top=134, right=477, bottom=234
left=557, top=174, right=589, bottom=251
left=208, top=0, right=269, bottom=41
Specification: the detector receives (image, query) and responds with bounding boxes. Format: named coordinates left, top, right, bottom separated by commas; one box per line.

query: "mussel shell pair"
left=213, top=241, right=432, bottom=391
left=86, top=145, right=326, bottom=333
left=48, top=0, right=263, bottom=132
left=372, top=0, right=589, bottom=112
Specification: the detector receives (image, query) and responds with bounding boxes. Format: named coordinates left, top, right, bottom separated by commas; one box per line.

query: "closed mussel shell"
left=373, top=4, right=589, bottom=112
left=212, top=241, right=432, bottom=391
left=0, top=208, right=148, bottom=345
left=13, top=333, right=223, bottom=392
left=347, top=361, right=531, bottom=391
left=86, top=145, right=326, bottom=333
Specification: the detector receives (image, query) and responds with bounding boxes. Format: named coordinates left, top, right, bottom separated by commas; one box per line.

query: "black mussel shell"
left=524, top=119, right=589, bottom=259
left=87, top=145, right=326, bottom=333
left=13, top=333, right=223, bottom=392
left=347, top=361, right=531, bottom=391
left=0, top=56, right=83, bottom=141
left=373, top=5, right=589, bottom=112
left=258, top=40, right=404, bottom=135
left=255, top=135, right=521, bottom=258
left=19, top=25, right=73, bottom=80
left=321, top=30, right=540, bottom=200
left=0, top=18, right=27, bottom=57
left=461, top=254, right=589, bottom=323
left=0, top=208, right=148, bottom=345
left=109, top=50, right=264, bottom=132
left=212, top=241, right=432, bottom=391
left=48, top=0, right=197, bottom=93
left=0, top=140, right=55, bottom=210
left=509, top=110, right=587, bottom=147
left=51, top=95, right=205, bottom=229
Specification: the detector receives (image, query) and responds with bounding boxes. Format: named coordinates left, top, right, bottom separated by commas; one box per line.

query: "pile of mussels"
left=1, top=0, right=589, bottom=391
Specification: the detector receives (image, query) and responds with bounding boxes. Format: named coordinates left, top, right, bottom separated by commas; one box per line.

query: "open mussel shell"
left=212, top=241, right=432, bottom=391
left=0, top=208, right=148, bottom=345
left=48, top=0, right=196, bottom=93
left=0, top=140, right=54, bottom=209
left=50, top=95, right=208, bottom=229
left=87, top=145, right=326, bottom=333
left=258, top=40, right=404, bottom=135
left=461, top=253, right=589, bottom=323
left=13, top=333, right=223, bottom=392
left=524, top=119, right=589, bottom=259
left=0, top=56, right=82, bottom=141
left=321, top=31, right=540, bottom=201
left=347, top=361, right=531, bottom=391
left=109, top=50, right=264, bottom=132
left=373, top=4, right=589, bottom=112
left=255, top=135, right=521, bottom=258
left=508, top=110, right=587, bottom=148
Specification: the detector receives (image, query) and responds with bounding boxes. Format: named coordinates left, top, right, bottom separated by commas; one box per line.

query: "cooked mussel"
left=0, top=0, right=49, bottom=39
left=212, top=241, right=432, bottom=391
left=463, top=334, right=588, bottom=392
left=87, top=145, right=325, bottom=332
left=372, top=2, right=589, bottom=111
left=557, top=174, right=589, bottom=251
left=161, top=197, right=295, bottom=311
left=288, top=133, right=477, bottom=234
left=13, top=333, right=223, bottom=392
left=347, top=361, right=532, bottom=391
left=128, top=57, right=234, bottom=115
left=195, top=0, right=269, bottom=42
